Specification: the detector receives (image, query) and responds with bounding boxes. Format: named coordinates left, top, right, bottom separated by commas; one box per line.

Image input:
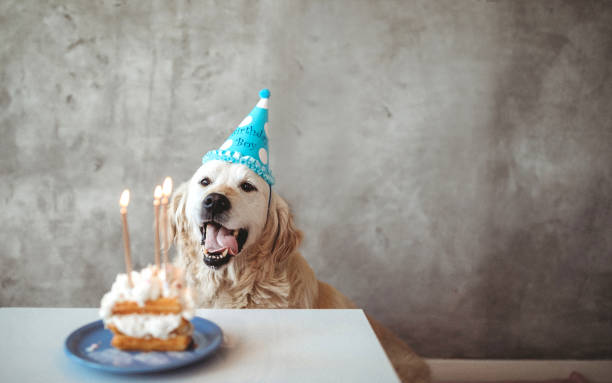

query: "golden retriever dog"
left=170, top=160, right=430, bottom=383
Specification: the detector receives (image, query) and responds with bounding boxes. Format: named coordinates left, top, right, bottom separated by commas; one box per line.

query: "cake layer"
left=111, top=297, right=182, bottom=315
left=110, top=333, right=192, bottom=351
left=109, top=318, right=192, bottom=351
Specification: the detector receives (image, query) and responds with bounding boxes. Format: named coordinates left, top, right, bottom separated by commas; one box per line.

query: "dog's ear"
left=265, top=192, right=303, bottom=266
left=169, top=182, right=189, bottom=244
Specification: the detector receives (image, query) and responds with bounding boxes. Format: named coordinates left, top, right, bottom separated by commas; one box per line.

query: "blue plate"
left=64, top=317, right=223, bottom=374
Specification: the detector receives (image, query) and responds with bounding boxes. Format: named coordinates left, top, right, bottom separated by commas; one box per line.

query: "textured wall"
left=1, top=0, right=611, bottom=358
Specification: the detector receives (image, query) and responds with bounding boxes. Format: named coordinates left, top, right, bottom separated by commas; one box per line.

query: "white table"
left=0, top=308, right=400, bottom=382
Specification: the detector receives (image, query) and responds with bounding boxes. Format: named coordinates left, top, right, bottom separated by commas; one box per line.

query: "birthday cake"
left=99, top=264, right=195, bottom=351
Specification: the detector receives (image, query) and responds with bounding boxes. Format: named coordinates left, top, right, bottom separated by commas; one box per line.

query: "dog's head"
left=171, top=160, right=301, bottom=272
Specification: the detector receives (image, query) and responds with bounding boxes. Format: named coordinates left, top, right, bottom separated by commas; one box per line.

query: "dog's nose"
left=203, top=193, right=231, bottom=215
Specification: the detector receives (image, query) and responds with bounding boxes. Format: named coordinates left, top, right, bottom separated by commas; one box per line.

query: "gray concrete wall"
left=1, top=0, right=611, bottom=358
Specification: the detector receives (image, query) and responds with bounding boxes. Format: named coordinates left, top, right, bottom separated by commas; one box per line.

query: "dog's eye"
left=200, top=177, right=211, bottom=187
left=240, top=182, right=256, bottom=192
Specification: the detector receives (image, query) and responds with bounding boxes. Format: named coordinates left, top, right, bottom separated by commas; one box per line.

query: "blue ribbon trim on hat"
left=202, top=149, right=275, bottom=186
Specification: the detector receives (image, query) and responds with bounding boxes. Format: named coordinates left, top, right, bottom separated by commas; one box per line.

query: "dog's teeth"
left=233, top=229, right=239, bottom=238
left=203, top=248, right=208, bottom=255
left=222, top=249, right=228, bottom=257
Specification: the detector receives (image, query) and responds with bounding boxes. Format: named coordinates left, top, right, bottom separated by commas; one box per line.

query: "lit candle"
left=153, top=185, right=162, bottom=269
left=119, top=189, right=133, bottom=287
left=161, top=177, right=173, bottom=277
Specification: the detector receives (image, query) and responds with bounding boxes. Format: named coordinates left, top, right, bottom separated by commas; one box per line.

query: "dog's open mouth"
left=199, top=222, right=248, bottom=269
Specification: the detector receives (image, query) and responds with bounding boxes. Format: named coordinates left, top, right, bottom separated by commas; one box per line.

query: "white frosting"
left=107, top=314, right=183, bottom=339
left=99, top=265, right=196, bottom=338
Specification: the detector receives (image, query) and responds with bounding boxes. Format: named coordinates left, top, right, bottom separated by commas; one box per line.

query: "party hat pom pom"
left=259, top=89, right=270, bottom=99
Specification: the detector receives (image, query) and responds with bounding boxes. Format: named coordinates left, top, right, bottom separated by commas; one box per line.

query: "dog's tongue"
left=204, top=224, right=238, bottom=255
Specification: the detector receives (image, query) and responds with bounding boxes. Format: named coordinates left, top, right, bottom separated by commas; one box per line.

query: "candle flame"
left=119, top=189, right=130, bottom=207
left=162, top=177, right=173, bottom=196
left=154, top=185, right=162, bottom=200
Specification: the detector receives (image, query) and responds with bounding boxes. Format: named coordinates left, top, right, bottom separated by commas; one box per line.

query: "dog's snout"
left=203, top=193, right=231, bottom=215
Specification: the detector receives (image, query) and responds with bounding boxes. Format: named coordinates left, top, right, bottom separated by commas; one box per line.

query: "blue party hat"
left=202, top=89, right=274, bottom=185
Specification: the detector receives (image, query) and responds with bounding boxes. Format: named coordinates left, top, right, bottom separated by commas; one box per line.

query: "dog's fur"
left=170, top=161, right=430, bottom=382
